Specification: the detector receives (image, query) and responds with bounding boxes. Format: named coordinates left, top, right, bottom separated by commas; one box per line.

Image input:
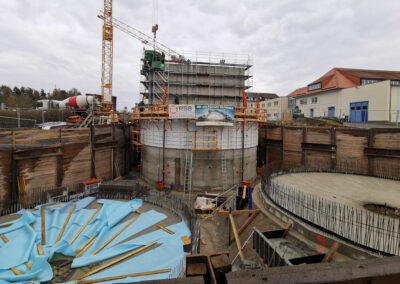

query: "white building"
left=288, top=68, right=400, bottom=123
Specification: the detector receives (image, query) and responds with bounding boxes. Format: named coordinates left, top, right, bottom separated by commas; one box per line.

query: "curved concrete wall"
left=141, top=145, right=257, bottom=190
left=140, top=120, right=258, bottom=190
left=141, top=120, right=258, bottom=150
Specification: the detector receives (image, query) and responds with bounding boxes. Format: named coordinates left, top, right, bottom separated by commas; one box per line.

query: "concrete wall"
left=141, top=120, right=258, bottom=150
left=141, top=145, right=257, bottom=190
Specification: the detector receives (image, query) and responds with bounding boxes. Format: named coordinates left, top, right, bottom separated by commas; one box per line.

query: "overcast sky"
left=1, top=0, right=400, bottom=109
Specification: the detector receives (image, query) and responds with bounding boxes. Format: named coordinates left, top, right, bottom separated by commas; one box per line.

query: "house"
left=288, top=68, right=400, bottom=122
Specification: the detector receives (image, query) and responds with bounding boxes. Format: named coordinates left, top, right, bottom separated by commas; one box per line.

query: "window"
left=267, top=114, right=271, bottom=117
left=274, top=101, right=278, bottom=106
left=274, top=113, right=278, bottom=117
left=391, top=80, right=400, bottom=86
left=261, top=103, right=265, bottom=108
left=311, top=97, right=318, bottom=104
left=361, top=79, right=380, bottom=85
left=300, top=99, right=307, bottom=105
left=308, top=82, right=322, bottom=91
left=268, top=102, right=271, bottom=107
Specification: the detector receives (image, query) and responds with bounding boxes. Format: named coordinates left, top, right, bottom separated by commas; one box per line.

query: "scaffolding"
left=140, top=51, right=253, bottom=106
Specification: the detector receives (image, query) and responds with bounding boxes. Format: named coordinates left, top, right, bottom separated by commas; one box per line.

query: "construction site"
left=0, top=1, right=400, bottom=284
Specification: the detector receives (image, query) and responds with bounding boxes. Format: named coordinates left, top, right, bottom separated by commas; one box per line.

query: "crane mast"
left=101, top=0, right=113, bottom=110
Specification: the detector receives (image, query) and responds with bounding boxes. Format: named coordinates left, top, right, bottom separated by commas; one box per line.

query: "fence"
left=0, top=182, right=200, bottom=254
left=261, top=164, right=400, bottom=256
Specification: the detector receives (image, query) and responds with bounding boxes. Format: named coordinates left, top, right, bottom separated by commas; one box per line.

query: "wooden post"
left=41, top=207, right=46, bottom=245
left=55, top=203, right=75, bottom=243
left=322, top=242, right=340, bottom=263
left=74, top=241, right=158, bottom=280
left=91, top=215, right=139, bottom=255
left=368, top=129, right=374, bottom=175
left=282, top=223, right=292, bottom=238
left=301, top=128, right=306, bottom=169
left=229, top=210, right=259, bottom=244
left=229, top=213, right=245, bottom=262
left=69, top=205, right=102, bottom=245
left=77, top=269, right=171, bottom=284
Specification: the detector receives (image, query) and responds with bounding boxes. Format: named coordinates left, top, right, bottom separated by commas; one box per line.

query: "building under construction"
left=133, top=53, right=265, bottom=192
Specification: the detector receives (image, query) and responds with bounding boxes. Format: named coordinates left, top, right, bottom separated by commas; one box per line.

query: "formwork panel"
left=94, top=149, right=112, bottom=180
left=0, top=150, right=11, bottom=203
left=373, top=129, right=400, bottom=150
left=283, top=152, right=302, bottom=169
left=305, top=150, right=331, bottom=171
left=19, top=156, right=57, bottom=190
left=266, top=127, right=282, bottom=141
left=305, top=128, right=331, bottom=144
left=62, top=143, right=91, bottom=185
left=283, top=128, right=302, bottom=152
left=373, top=157, right=400, bottom=179
left=336, top=129, right=369, bottom=174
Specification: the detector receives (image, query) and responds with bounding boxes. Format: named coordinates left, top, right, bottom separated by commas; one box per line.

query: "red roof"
left=288, top=67, right=400, bottom=97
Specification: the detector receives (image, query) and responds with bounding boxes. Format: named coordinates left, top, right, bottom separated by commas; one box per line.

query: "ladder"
left=183, top=149, right=193, bottom=201
left=221, top=152, right=228, bottom=191
left=79, top=112, right=94, bottom=128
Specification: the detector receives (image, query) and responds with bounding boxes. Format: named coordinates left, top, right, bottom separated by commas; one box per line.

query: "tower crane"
left=98, top=13, right=185, bottom=60
left=100, top=0, right=113, bottom=111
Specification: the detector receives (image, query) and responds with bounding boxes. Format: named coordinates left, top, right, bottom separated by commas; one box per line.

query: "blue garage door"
left=350, top=101, right=368, bottom=122
left=328, top=107, right=335, bottom=118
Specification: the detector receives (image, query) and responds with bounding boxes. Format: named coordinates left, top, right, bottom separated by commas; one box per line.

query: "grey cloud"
left=1, top=0, right=400, bottom=108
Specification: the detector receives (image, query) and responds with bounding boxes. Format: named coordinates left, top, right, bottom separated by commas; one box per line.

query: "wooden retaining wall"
left=258, top=126, right=400, bottom=179
left=0, top=125, right=131, bottom=204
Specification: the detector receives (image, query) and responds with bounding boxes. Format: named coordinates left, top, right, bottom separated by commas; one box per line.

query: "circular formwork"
left=0, top=185, right=200, bottom=283
left=140, top=120, right=258, bottom=190
left=263, top=171, right=400, bottom=256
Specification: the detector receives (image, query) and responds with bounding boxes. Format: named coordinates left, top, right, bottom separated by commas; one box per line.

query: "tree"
left=40, top=89, right=46, bottom=99
left=13, top=87, right=21, bottom=96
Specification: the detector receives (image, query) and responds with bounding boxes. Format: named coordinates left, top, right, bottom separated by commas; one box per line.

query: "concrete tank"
left=140, top=120, right=258, bottom=191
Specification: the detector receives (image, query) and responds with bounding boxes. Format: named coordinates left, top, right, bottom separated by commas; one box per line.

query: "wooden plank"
left=229, top=214, right=245, bottom=262
left=229, top=211, right=259, bottom=244
left=77, top=269, right=171, bottom=284
left=322, top=242, right=340, bottom=263
left=14, top=152, right=62, bottom=161
left=0, top=234, right=8, bottom=243
left=181, top=236, right=191, bottom=245
left=55, top=203, right=75, bottom=243
left=10, top=267, right=22, bottom=275
left=76, top=235, right=96, bottom=255
left=91, top=215, right=139, bottom=255
left=282, top=223, right=292, bottom=238
left=69, top=205, right=102, bottom=245
left=74, top=241, right=158, bottom=280
left=41, top=207, right=46, bottom=245
left=76, top=237, right=96, bottom=257
left=37, top=243, right=44, bottom=255
left=155, top=223, right=175, bottom=235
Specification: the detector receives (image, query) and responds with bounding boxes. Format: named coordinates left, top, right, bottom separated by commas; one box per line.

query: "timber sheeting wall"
left=258, top=126, right=400, bottom=179
left=0, top=125, right=131, bottom=204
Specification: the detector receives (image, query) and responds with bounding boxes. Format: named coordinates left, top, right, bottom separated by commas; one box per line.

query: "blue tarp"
left=0, top=197, right=190, bottom=283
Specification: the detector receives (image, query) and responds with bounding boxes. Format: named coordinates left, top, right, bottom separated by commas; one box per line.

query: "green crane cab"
left=143, top=50, right=165, bottom=71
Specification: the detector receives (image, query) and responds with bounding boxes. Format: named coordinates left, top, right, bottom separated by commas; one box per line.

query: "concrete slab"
left=273, top=172, right=400, bottom=210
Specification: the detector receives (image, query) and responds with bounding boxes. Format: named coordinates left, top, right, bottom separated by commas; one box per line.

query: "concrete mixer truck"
left=35, top=95, right=100, bottom=110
